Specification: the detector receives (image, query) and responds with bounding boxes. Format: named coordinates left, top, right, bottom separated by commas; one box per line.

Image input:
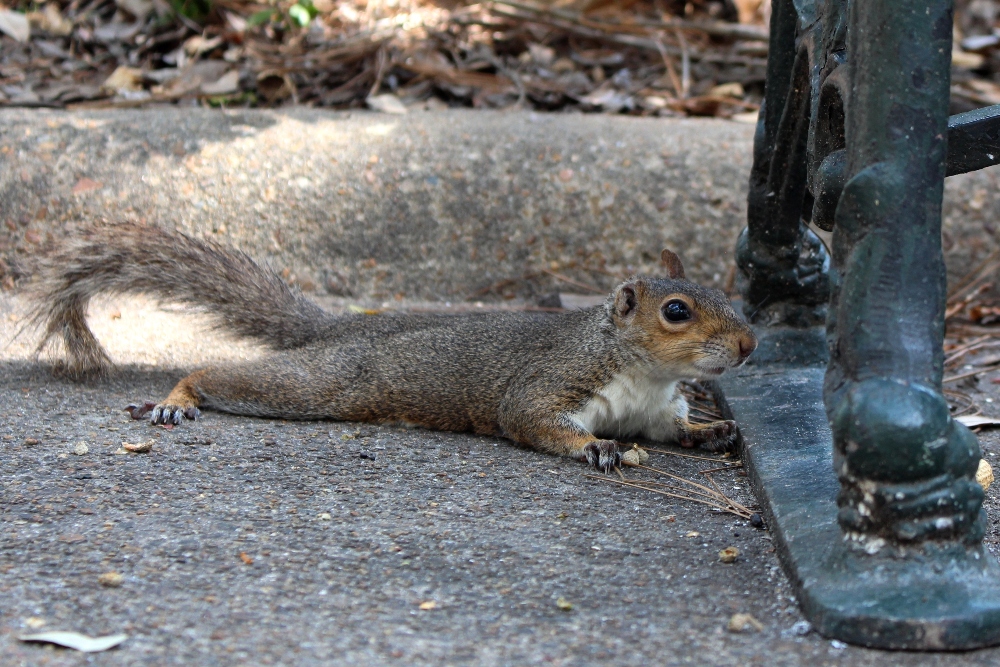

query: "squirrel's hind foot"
left=583, top=440, right=621, bottom=473
left=150, top=404, right=201, bottom=425
left=124, top=400, right=200, bottom=425
left=679, top=419, right=739, bottom=453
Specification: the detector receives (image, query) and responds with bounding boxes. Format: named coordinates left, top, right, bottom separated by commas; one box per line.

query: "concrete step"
left=1, top=107, right=996, bottom=302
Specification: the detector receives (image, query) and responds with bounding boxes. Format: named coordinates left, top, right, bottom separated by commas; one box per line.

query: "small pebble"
left=123, top=440, right=153, bottom=453
left=556, top=597, right=573, bottom=611
left=97, top=572, right=124, bottom=587
left=23, top=438, right=39, bottom=446
left=317, top=512, right=332, bottom=521
left=790, top=620, right=812, bottom=636
left=72, top=443, right=89, bottom=456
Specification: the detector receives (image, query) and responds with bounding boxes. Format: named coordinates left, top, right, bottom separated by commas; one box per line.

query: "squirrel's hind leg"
left=145, top=352, right=355, bottom=425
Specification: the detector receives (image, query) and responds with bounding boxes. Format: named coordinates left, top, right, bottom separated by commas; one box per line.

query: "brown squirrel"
left=29, top=223, right=757, bottom=472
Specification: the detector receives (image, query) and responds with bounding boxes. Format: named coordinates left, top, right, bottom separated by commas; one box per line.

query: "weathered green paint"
left=731, top=0, right=1000, bottom=648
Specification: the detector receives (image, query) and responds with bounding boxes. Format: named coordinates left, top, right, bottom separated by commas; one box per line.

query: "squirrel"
left=28, top=223, right=757, bottom=472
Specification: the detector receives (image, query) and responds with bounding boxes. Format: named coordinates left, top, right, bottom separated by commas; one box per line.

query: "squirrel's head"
left=608, top=249, right=757, bottom=378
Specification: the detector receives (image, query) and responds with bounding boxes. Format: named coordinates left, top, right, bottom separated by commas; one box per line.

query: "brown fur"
left=29, top=223, right=757, bottom=471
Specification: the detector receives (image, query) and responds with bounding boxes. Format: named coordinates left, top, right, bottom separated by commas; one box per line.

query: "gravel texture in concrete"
left=3, top=295, right=1000, bottom=666
left=4, top=108, right=1000, bottom=665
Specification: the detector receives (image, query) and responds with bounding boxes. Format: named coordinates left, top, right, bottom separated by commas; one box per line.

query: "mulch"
left=1, top=0, right=997, bottom=116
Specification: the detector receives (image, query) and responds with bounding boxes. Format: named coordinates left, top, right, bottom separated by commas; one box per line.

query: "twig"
left=699, top=466, right=738, bottom=475
left=541, top=269, right=606, bottom=294
left=943, top=364, right=1000, bottom=384
left=486, top=3, right=764, bottom=66
left=704, top=473, right=752, bottom=515
left=619, top=477, right=731, bottom=502
left=944, top=334, right=993, bottom=366
left=636, top=463, right=725, bottom=496
left=639, top=446, right=738, bottom=464
left=584, top=475, right=750, bottom=517
left=945, top=283, right=992, bottom=320
left=368, top=45, right=388, bottom=97
left=947, top=248, right=1000, bottom=300
left=673, top=27, right=690, bottom=99
left=466, top=271, right=541, bottom=299
left=489, top=0, right=769, bottom=41
left=654, top=32, right=683, bottom=100
left=687, top=406, right=725, bottom=420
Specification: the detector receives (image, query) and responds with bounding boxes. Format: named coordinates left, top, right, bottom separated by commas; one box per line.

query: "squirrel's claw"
left=584, top=440, right=621, bottom=473
left=149, top=404, right=200, bottom=425
left=124, top=401, right=157, bottom=420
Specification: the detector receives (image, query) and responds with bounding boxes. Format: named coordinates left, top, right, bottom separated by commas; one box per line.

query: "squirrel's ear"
left=661, top=249, right=685, bottom=280
left=613, top=283, right=638, bottom=322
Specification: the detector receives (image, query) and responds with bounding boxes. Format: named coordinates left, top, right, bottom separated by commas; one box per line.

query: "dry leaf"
left=366, top=93, right=408, bottom=115
left=102, top=66, right=144, bottom=94
left=728, top=613, right=763, bottom=632
left=732, top=0, right=764, bottom=24
left=116, top=0, right=154, bottom=21
left=27, top=4, right=73, bottom=36
left=953, top=49, right=986, bottom=70
left=956, top=415, right=1000, bottom=428
left=418, top=600, right=437, bottom=610
left=718, top=546, right=739, bottom=563
left=732, top=111, right=759, bottom=124
left=239, top=552, right=254, bottom=565
left=0, top=9, right=30, bottom=42
left=122, top=440, right=153, bottom=453
left=709, top=82, right=745, bottom=98
left=19, top=632, right=128, bottom=653
left=201, top=70, right=240, bottom=96
left=978, top=459, right=994, bottom=492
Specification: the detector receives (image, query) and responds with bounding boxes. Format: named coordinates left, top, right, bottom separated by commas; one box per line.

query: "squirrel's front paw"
left=583, top=440, right=621, bottom=473
left=149, top=403, right=201, bottom=425
left=679, top=420, right=738, bottom=453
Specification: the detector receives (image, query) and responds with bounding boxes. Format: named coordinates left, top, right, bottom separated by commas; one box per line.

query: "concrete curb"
left=1, top=108, right=997, bottom=302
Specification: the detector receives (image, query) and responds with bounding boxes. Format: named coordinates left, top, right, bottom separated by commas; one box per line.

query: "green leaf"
left=299, top=0, right=319, bottom=18
left=247, top=8, right=277, bottom=27
left=287, top=3, right=311, bottom=27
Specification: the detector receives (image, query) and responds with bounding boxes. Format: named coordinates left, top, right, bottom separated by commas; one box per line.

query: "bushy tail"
left=28, top=223, right=333, bottom=377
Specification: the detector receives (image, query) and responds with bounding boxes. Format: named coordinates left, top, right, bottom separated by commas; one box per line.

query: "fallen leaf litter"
left=0, top=1, right=995, bottom=115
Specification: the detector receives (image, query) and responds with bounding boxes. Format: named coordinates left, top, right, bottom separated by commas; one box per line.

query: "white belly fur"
left=569, top=366, right=688, bottom=442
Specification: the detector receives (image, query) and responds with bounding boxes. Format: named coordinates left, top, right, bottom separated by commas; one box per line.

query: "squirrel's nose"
left=737, top=336, right=757, bottom=361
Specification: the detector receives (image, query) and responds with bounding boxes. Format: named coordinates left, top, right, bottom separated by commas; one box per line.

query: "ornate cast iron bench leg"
left=721, top=0, right=1000, bottom=649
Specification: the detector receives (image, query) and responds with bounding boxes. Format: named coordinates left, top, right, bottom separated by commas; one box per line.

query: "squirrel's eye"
left=662, top=300, right=692, bottom=322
